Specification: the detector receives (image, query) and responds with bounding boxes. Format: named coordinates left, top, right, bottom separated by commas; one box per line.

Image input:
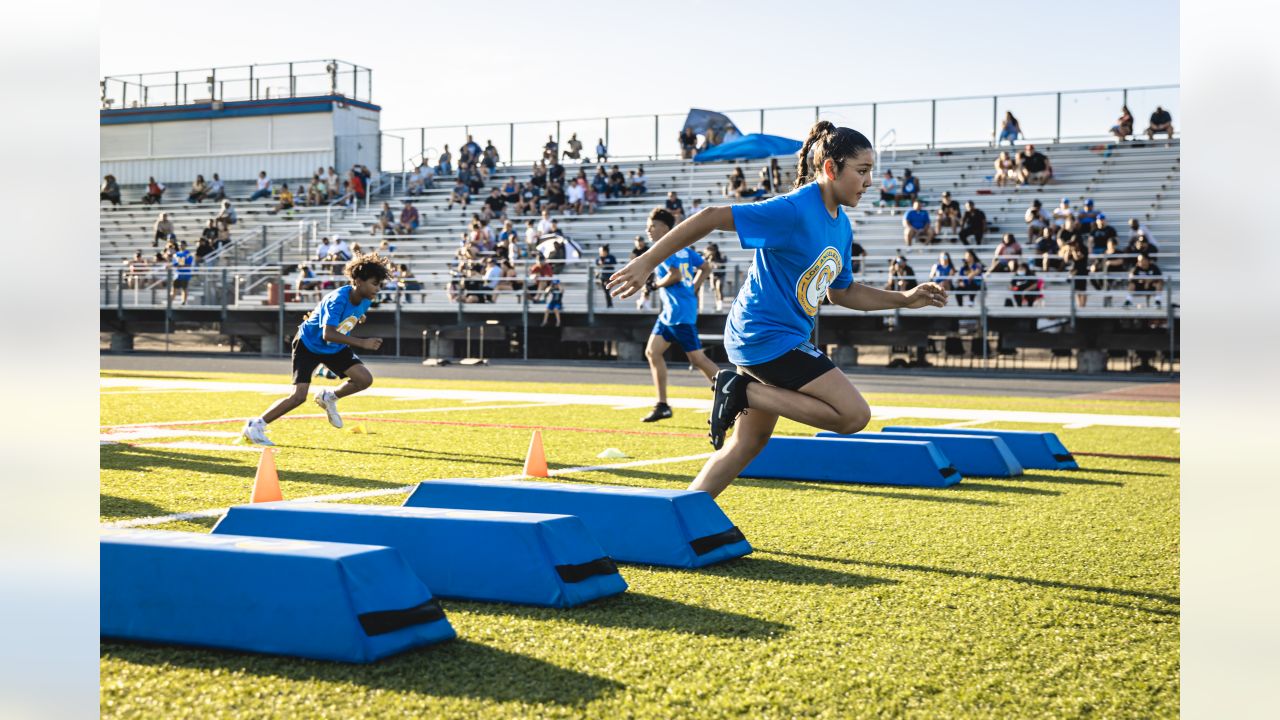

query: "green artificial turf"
left=100, top=371, right=1179, bottom=719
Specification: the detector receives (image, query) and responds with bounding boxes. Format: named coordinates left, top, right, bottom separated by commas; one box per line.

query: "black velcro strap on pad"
left=358, top=598, right=446, bottom=636
left=689, top=526, right=746, bottom=556
left=556, top=557, right=619, bottom=584
left=940, top=465, right=959, bottom=478
left=1053, top=453, right=1075, bottom=462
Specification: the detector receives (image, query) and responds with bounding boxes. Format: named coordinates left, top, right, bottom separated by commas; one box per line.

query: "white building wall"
left=101, top=151, right=334, bottom=187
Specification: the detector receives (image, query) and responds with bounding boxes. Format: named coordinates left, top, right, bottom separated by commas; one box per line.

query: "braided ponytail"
left=793, top=120, right=873, bottom=189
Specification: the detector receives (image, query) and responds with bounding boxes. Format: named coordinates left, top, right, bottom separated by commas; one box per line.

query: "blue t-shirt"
left=655, top=247, right=704, bottom=326
left=298, top=285, right=371, bottom=355
left=725, top=182, right=853, bottom=366
left=905, top=209, right=930, bottom=229
left=172, top=251, right=194, bottom=279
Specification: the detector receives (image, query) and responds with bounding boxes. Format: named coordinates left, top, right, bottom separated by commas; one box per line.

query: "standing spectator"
left=990, top=233, right=1022, bottom=272
left=247, top=171, right=272, bottom=201
left=100, top=174, right=121, bottom=206
left=700, top=242, right=728, bottom=312
left=878, top=169, right=899, bottom=208
left=665, top=191, right=686, bottom=224
left=596, top=245, right=617, bottom=308
left=997, top=111, right=1022, bottom=146
left=955, top=249, right=985, bottom=306
left=540, top=279, right=564, bottom=327
left=170, top=241, right=194, bottom=305
left=679, top=127, right=698, bottom=159
left=348, top=168, right=366, bottom=201
left=903, top=199, right=935, bottom=246
left=929, top=252, right=957, bottom=292
left=187, top=174, right=209, bottom=204
left=483, top=140, right=500, bottom=172
left=1017, top=145, right=1052, bottom=186
left=528, top=253, right=554, bottom=297
left=1089, top=213, right=1117, bottom=253
left=462, top=135, right=482, bottom=162
left=1111, top=106, right=1135, bottom=141
left=1024, top=198, right=1050, bottom=243
left=1126, top=254, right=1165, bottom=307
left=1146, top=106, right=1175, bottom=140
left=561, top=133, right=584, bottom=162
left=596, top=138, right=608, bottom=163
left=143, top=176, right=166, bottom=205
left=900, top=169, right=920, bottom=203
left=1052, top=197, right=1075, bottom=227
left=206, top=173, right=226, bottom=202
left=993, top=151, right=1017, bottom=187
left=398, top=200, right=420, bottom=234
left=935, top=191, right=961, bottom=238
left=152, top=212, right=175, bottom=247
left=437, top=145, right=453, bottom=175
left=959, top=200, right=988, bottom=246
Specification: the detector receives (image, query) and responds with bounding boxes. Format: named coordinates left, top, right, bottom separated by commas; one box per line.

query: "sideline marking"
left=101, top=402, right=562, bottom=431
left=101, top=452, right=715, bottom=529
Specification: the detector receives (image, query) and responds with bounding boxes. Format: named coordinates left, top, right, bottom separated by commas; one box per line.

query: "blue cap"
left=1097, top=213, right=1106, bottom=220
left=1061, top=197, right=1070, bottom=203
left=552, top=278, right=560, bottom=284
left=1085, top=199, right=1094, bottom=206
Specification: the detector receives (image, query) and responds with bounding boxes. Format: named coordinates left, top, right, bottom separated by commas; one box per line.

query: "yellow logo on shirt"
left=796, top=247, right=842, bottom=316
left=336, top=315, right=359, bottom=335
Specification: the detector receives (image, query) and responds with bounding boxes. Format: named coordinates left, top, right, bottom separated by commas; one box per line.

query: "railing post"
left=930, top=99, right=936, bottom=149
left=249, top=65, right=254, bottom=100
left=165, top=266, right=174, bottom=352
left=992, top=96, right=998, bottom=145
left=604, top=117, right=610, bottom=154
left=395, top=287, right=402, bottom=358
left=1069, top=280, right=1077, bottom=329
left=1055, top=92, right=1062, bottom=143
left=555, top=120, right=560, bottom=151
left=814, top=105, right=820, bottom=121
left=289, top=62, right=295, bottom=98
left=1166, top=282, right=1175, bottom=373
left=174, top=71, right=179, bottom=105
left=509, top=123, right=514, bottom=166
left=1123, top=88, right=1129, bottom=110
left=522, top=282, right=530, bottom=361
left=220, top=268, right=229, bottom=322
left=871, top=104, right=877, bottom=154
left=653, top=115, right=659, bottom=159
left=980, top=284, right=988, bottom=365
left=586, top=266, right=595, bottom=325
left=420, top=127, right=425, bottom=161
left=759, top=108, right=764, bottom=134
left=277, top=265, right=286, bottom=355
left=116, top=269, right=124, bottom=320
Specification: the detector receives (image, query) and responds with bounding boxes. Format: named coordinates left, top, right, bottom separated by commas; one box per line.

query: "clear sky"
left=101, top=0, right=1178, bottom=163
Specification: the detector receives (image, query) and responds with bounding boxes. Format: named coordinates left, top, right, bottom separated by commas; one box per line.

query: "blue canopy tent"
left=692, top=134, right=803, bottom=163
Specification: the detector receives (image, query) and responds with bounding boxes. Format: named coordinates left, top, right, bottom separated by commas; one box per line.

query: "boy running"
left=242, top=254, right=391, bottom=446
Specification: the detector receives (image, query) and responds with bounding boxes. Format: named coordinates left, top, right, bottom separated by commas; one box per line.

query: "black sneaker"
left=641, top=403, right=672, bottom=423
left=708, top=370, right=750, bottom=450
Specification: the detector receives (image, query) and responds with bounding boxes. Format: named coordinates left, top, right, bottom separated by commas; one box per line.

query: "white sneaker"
left=314, top=389, right=343, bottom=428
left=242, top=419, right=274, bottom=446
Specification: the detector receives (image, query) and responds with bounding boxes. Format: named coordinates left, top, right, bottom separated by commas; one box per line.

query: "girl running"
left=607, top=121, right=947, bottom=498
left=242, top=253, right=392, bottom=446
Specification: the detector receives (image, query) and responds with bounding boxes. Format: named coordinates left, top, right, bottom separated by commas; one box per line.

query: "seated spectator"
left=543, top=135, right=559, bottom=161
left=397, top=201, right=420, bottom=234
left=544, top=181, right=567, bottom=213
left=1111, top=106, right=1135, bottom=141
left=1007, top=260, right=1041, bottom=306
left=294, top=262, right=320, bottom=299
left=314, top=236, right=332, bottom=261
left=935, top=191, right=961, bottom=237
left=993, top=151, right=1017, bottom=187
left=903, top=200, right=935, bottom=246
left=1034, top=226, right=1061, bottom=271
left=195, top=236, right=215, bottom=265
left=689, top=197, right=704, bottom=217
left=247, top=171, right=272, bottom=202
left=201, top=218, right=219, bottom=246
left=143, top=176, right=166, bottom=205
left=665, top=191, right=686, bottom=224
left=548, top=159, right=566, bottom=187
left=326, top=166, right=340, bottom=199
left=990, top=233, right=1022, bottom=272
left=124, top=250, right=149, bottom=289
left=998, top=112, right=1022, bottom=146
left=337, top=181, right=356, bottom=207
left=1052, top=197, right=1075, bottom=227
left=481, top=257, right=503, bottom=302
left=849, top=237, right=867, bottom=278
left=726, top=166, right=764, bottom=200
left=583, top=181, right=600, bottom=214
left=959, top=201, right=987, bottom=246
left=1126, top=253, right=1165, bottom=307
left=437, top=145, right=453, bottom=175
left=679, top=127, right=698, bottom=159
left=187, top=175, right=209, bottom=204
left=596, top=138, right=608, bottom=163
left=1076, top=199, right=1099, bottom=233
left=885, top=257, right=918, bottom=292
left=306, top=175, right=325, bottom=206
left=501, top=177, right=520, bottom=204
left=769, top=157, right=783, bottom=190
left=1017, top=144, right=1052, bottom=186
left=900, top=169, right=920, bottom=203
left=269, top=185, right=294, bottom=214
left=566, top=180, right=586, bottom=215
left=100, top=174, right=121, bottom=206
left=561, top=133, right=584, bottom=162
left=1087, top=213, right=1117, bottom=253
left=447, top=177, right=470, bottom=210
left=1024, top=198, right=1050, bottom=243
left=757, top=166, right=775, bottom=196
left=878, top=169, right=900, bottom=208
left=1127, top=218, right=1158, bottom=249
left=955, top=250, right=985, bottom=306
left=483, top=188, right=507, bottom=221
left=153, top=212, right=175, bottom=247
left=929, top=252, right=957, bottom=292
left=417, top=162, right=437, bottom=192
left=398, top=264, right=424, bottom=302
left=607, top=165, right=626, bottom=198
left=528, top=253, right=554, bottom=296
left=330, top=235, right=352, bottom=261
left=1127, top=233, right=1159, bottom=259
left=1146, top=106, right=1175, bottom=140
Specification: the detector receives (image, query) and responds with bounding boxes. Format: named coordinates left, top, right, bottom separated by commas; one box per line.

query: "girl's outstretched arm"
left=827, top=282, right=948, bottom=312
left=606, top=207, right=734, bottom=299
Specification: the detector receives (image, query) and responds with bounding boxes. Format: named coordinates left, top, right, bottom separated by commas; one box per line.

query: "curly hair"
left=344, top=252, right=393, bottom=282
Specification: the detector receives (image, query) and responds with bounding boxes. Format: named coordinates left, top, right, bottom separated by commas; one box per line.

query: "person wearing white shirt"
left=566, top=181, right=585, bottom=214
left=1024, top=199, right=1051, bottom=243
left=331, top=236, right=352, bottom=260
left=482, top=259, right=503, bottom=301
left=1051, top=198, right=1075, bottom=227
left=314, top=237, right=333, bottom=261
left=248, top=171, right=272, bottom=202
left=536, top=210, right=554, bottom=235
left=207, top=174, right=226, bottom=201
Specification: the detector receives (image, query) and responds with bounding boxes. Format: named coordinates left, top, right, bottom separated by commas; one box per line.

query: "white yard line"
left=101, top=377, right=1180, bottom=429
left=101, top=451, right=715, bottom=529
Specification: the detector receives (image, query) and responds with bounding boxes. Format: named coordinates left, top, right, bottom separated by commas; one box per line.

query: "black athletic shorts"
left=291, top=335, right=362, bottom=385
left=739, top=341, right=837, bottom=391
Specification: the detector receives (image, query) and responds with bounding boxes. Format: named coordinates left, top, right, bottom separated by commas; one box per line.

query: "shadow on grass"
left=1013, top=472, right=1125, bottom=488
left=100, top=494, right=172, bottom=520
left=101, top=638, right=622, bottom=705
left=759, top=549, right=1179, bottom=606
left=1068, top=593, right=1180, bottom=619
left=948, top=481, right=1062, bottom=497
left=454, top=592, right=791, bottom=639
left=100, top=444, right=404, bottom=491
left=278, top=444, right=526, bottom=469
left=680, top=555, right=900, bottom=590
left=731, top=477, right=1004, bottom=507
left=1077, top=467, right=1166, bottom=478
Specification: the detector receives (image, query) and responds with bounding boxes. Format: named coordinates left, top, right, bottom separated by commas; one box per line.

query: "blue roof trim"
left=101, top=95, right=380, bottom=125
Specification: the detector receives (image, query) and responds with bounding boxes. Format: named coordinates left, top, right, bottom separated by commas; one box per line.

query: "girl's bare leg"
left=690, top=407, right=779, bottom=498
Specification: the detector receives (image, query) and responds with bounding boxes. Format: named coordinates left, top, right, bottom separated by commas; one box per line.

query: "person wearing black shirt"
left=849, top=240, right=867, bottom=276
left=1064, top=239, right=1090, bottom=307
left=1034, top=227, right=1061, bottom=271
left=548, top=160, right=566, bottom=185
left=900, top=169, right=920, bottom=203
left=1017, top=144, right=1051, bottom=186
left=607, top=166, right=626, bottom=199
left=1008, top=261, right=1039, bottom=307
left=1126, top=254, right=1165, bottom=307
left=959, top=201, right=987, bottom=246
left=1146, top=107, right=1174, bottom=140
left=679, top=127, right=698, bottom=159
left=1089, top=214, right=1118, bottom=253
left=665, top=191, right=685, bottom=223
left=483, top=189, right=506, bottom=220
left=545, top=182, right=566, bottom=213
left=596, top=245, right=617, bottom=308
left=935, top=191, right=961, bottom=237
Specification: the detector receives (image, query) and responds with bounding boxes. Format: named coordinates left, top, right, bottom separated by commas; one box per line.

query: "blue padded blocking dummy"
left=404, top=479, right=751, bottom=568
left=212, top=502, right=626, bottom=608
left=741, top=436, right=961, bottom=487
left=879, top=426, right=1078, bottom=470
left=816, top=431, right=1023, bottom=477
left=100, top=528, right=455, bottom=663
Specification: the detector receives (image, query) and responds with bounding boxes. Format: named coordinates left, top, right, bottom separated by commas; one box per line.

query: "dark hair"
left=795, top=121, right=873, bottom=188
left=345, top=252, right=392, bottom=282
left=649, top=207, right=676, bottom=229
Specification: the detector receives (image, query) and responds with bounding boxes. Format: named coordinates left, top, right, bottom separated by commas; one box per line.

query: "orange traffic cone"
left=523, top=430, right=549, bottom=477
left=251, top=448, right=283, bottom=503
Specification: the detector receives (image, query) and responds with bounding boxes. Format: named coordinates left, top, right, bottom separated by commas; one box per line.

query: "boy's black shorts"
left=291, top=335, right=362, bottom=385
